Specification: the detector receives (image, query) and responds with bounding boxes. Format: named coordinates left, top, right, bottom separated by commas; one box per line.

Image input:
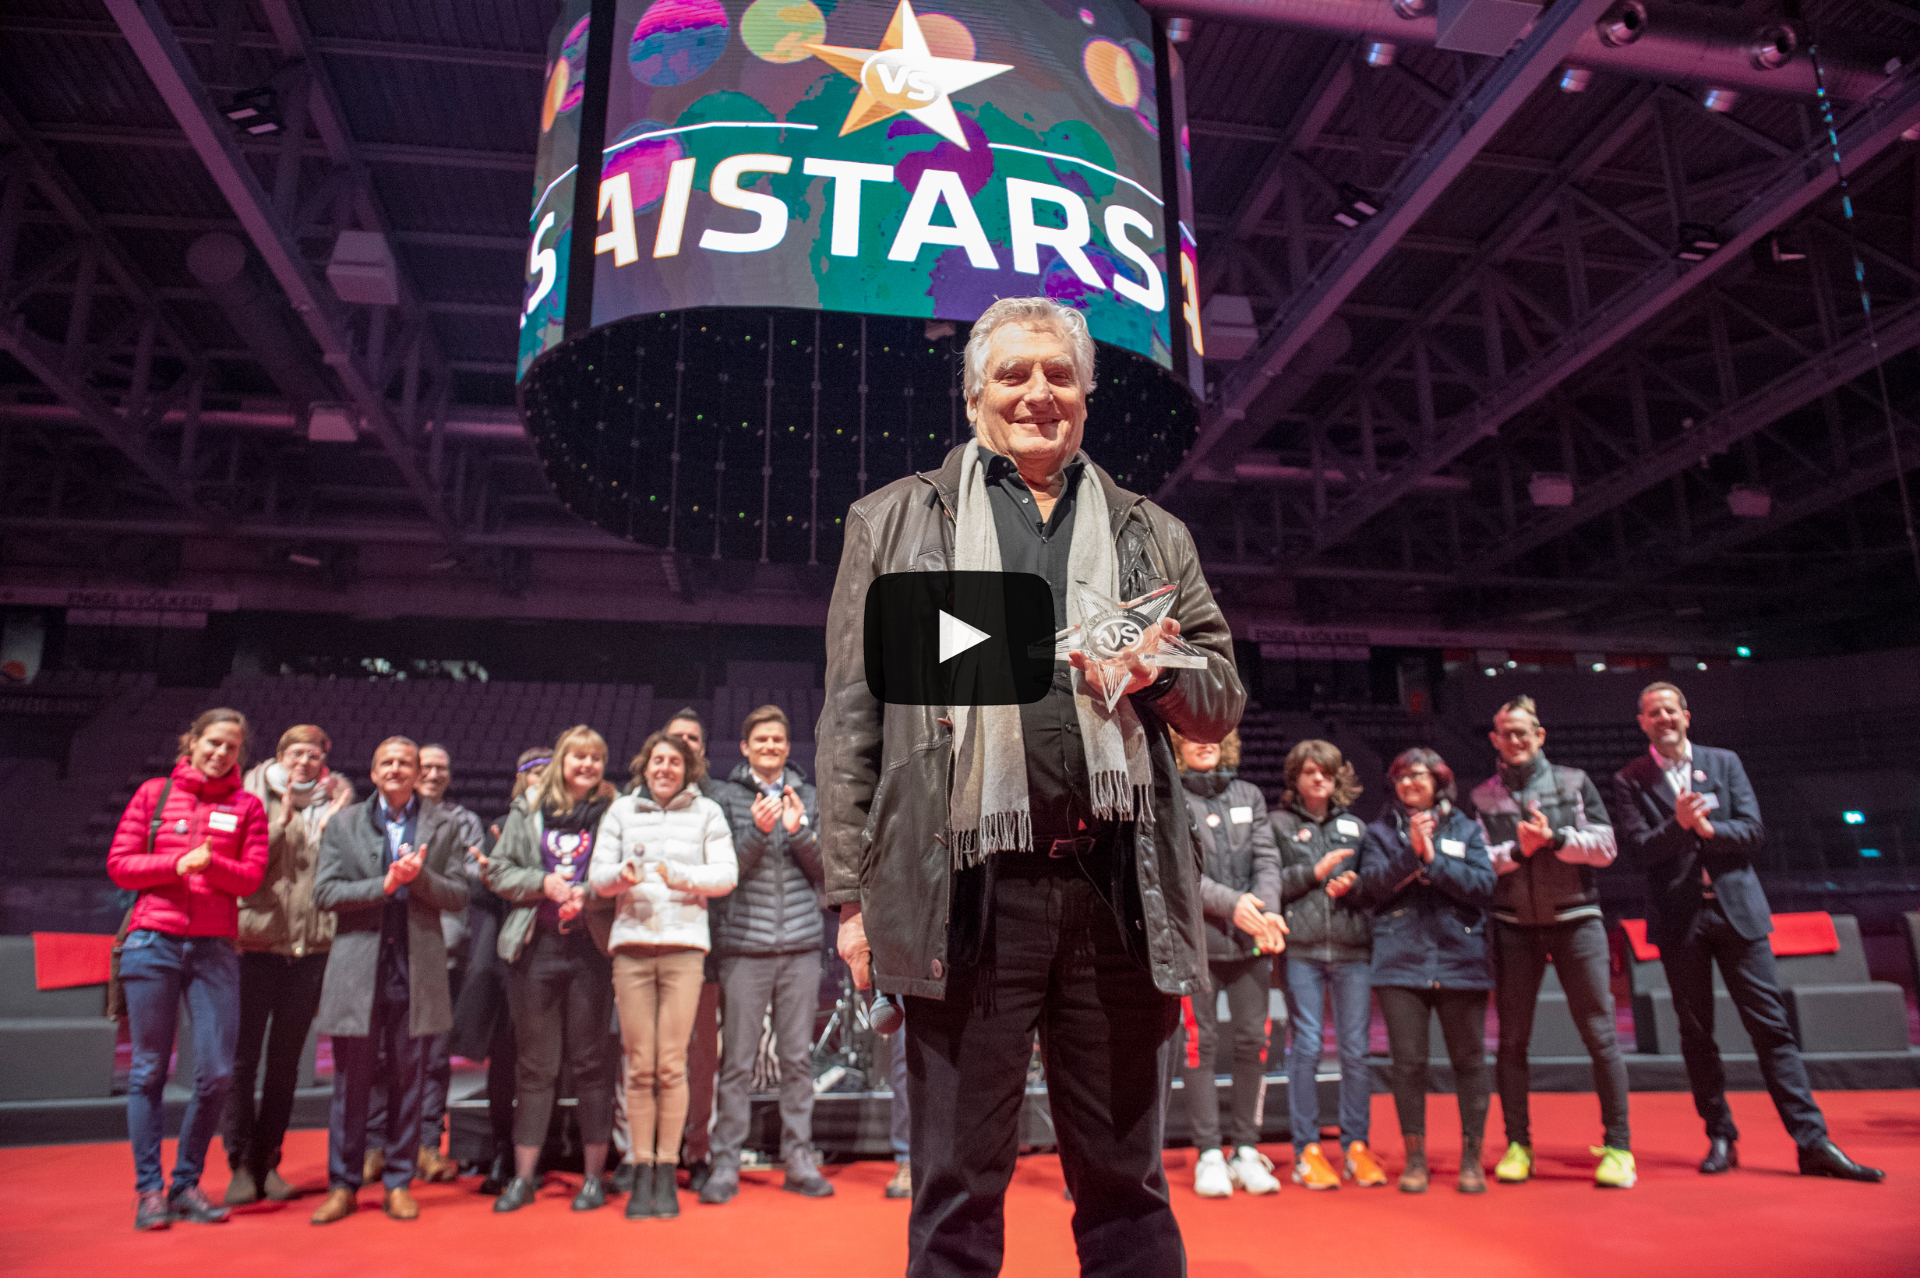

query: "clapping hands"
left=1515, top=802, right=1555, bottom=857
left=1232, top=893, right=1289, bottom=954
left=384, top=844, right=425, bottom=895
left=1676, top=791, right=1716, bottom=839
left=1410, top=810, right=1437, bottom=863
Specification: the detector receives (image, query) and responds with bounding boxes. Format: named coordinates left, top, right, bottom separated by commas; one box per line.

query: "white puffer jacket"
left=589, top=785, right=738, bottom=952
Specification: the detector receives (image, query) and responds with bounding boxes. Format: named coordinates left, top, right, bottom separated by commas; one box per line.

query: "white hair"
left=962, top=297, right=1096, bottom=402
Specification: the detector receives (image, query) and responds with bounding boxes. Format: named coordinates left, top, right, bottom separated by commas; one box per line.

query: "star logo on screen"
left=804, top=0, right=1012, bottom=149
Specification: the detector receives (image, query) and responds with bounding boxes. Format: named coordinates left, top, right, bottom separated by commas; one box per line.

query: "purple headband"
left=517, top=756, right=552, bottom=774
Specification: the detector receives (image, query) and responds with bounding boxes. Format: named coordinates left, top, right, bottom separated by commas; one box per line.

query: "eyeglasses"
left=282, top=748, right=326, bottom=763
left=1396, top=768, right=1433, bottom=781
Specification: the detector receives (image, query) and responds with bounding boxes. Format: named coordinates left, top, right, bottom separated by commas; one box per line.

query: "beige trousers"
left=612, top=945, right=707, bottom=1165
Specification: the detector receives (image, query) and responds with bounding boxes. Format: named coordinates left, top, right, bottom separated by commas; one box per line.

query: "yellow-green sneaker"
left=1494, top=1142, right=1532, bottom=1183
left=1593, top=1146, right=1637, bottom=1189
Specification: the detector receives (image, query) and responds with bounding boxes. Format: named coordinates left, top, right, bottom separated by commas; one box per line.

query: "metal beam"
left=29, top=122, right=537, bottom=173
left=103, top=0, right=458, bottom=543
left=1303, top=65, right=1920, bottom=553
left=1464, top=295, right=1920, bottom=573
left=0, top=16, right=546, bottom=71
left=1158, top=0, right=1619, bottom=504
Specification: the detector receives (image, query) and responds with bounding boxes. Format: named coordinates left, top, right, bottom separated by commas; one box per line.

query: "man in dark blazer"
left=310, top=736, right=470, bottom=1222
left=1613, top=683, right=1882, bottom=1182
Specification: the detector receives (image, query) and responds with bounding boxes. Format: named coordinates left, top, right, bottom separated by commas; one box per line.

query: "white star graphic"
left=805, top=0, right=1012, bottom=149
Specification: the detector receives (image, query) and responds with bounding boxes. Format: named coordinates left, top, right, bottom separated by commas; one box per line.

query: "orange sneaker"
left=1345, top=1141, right=1388, bottom=1187
left=1292, top=1143, right=1340, bottom=1190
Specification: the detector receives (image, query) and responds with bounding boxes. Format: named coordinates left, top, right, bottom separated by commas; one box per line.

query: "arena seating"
left=0, top=936, right=115, bottom=1103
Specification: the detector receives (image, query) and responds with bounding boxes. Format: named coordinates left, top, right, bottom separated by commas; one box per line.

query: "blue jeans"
left=120, top=930, right=241, bottom=1194
left=1284, top=957, right=1373, bottom=1153
left=889, top=1024, right=911, bottom=1161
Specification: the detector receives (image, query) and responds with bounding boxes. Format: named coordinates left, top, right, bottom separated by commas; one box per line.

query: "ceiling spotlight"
left=1364, top=41, right=1397, bottom=67
left=1701, top=86, right=1740, bottom=113
left=1559, top=67, right=1593, bottom=92
left=1164, top=15, right=1194, bottom=41
left=1674, top=222, right=1722, bottom=262
left=1596, top=0, right=1646, bottom=47
left=288, top=551, right=324, bottom=568
left=1332, top=183, right=1380, bottom=228
left=1484, top=667, right=1498, bottom=677
left=1904, top=123, right=1920, bottom=141
left=1753, top=234, right=1807, bottom=266
left=1528, top=472, right=1575, bottom=507
left=1735, top=644, right=1753, bottom=657
left=1695, top=661, right=1708, bottom=671
left=1591, top=662, right=1608, bottom=673
left=223, top=85, right=283, bottom=136
left=1749, top=25, right=1797, bottom=71
left=1727, top=483, right=1771, bottom=517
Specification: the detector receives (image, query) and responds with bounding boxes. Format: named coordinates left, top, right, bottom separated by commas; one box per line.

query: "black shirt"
left=983, top=449, right=1100, bottom=847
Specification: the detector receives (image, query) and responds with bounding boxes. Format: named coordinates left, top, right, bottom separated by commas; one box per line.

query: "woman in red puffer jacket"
left=107, top=708, right=270, bottom=1232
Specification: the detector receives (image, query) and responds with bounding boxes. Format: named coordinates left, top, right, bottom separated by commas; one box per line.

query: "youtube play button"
left=863, top=571, right=1055, bottom=706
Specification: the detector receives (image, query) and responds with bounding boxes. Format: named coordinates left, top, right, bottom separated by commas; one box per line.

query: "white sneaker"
left=1229, top=1146, right=1282, bottom=1195
left=1193, top=1148, right=1234, bottom=1198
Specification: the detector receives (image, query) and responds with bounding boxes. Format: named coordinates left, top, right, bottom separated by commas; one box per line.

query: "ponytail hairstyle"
left=177, top=708, right=249, bottom=766
left=511, top=747, right=552, bottom=803
left=534, top=725, right=615, bottom=816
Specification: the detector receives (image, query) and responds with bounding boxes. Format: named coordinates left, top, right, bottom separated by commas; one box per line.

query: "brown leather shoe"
left=417, top=1145, right=459, bottom=1184
left=383, top=1186, right=420, bottom=1221
left=310, top=1187, right=358, bottom=1225
left=362, top=1149, right=384, bottom=1184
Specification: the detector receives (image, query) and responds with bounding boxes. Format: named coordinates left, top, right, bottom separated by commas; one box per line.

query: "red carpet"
left=4, top=1091, right=1915, bottom=1277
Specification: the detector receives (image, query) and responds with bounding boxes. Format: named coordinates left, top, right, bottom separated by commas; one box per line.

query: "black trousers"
left=1661, top=899, right=1827, bottom=1148
left=1376, top=986, right=1490, bottom=1145
left=904, top=853, right=1182, bottom=1278
left=223, top=950, right=328, bottom=1176
left=1178, top=956, right=1270, bottom=1152
left=1492, top=917, right=1631, bottom=1150
left=506, top=925, right=616, bottom=1147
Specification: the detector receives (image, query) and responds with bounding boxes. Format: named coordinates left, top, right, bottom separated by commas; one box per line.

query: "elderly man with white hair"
left=818, top=297, right=1244, bottom=1276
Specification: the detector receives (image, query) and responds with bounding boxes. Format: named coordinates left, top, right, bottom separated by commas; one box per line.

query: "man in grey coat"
left=702, top=703, right=830, bottom=1203
left=309, top=736, right=468, bottom=1223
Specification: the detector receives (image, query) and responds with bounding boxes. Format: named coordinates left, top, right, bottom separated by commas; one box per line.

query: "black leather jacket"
left=817, top=444, right=1245, bottom=1000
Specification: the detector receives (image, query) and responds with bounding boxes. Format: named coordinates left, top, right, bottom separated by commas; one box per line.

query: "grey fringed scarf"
left=947, top=441, right=1153, bottom=868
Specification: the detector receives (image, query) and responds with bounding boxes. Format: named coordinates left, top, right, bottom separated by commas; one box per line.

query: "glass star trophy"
left=1056, top=582, right=1209, bottom=713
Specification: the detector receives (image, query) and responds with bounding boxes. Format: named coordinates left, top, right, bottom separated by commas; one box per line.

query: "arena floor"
left=3, top=1090, right=1915, bottom=1277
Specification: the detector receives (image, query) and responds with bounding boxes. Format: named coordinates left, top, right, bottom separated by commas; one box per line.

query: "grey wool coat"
left=313, top=796, right=469, bottom=1038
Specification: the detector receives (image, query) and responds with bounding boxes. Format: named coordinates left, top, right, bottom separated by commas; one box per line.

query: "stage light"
left=1727, top=484, right=1772, bottom=518
left=1749, top=25, right=1797, bottom=70
left=1860, top=847, right=1882, bottom=858
left=1674, top=223, right=1723, bottom=261
left=1842, top=811, right=1866, bottom=825
left=1559, top=67, right=1592, bottom=92
left=1735, top=644, right=1752, bottom=657
left=1484, top=667, right=1498, bottom=677
left=1332, top=184, right=1380, bottom=229
left=1591, top=662, right=1607, bottom=672
left=1597, top=0, right=1646, bottom=46
left=223, top=86, right=282, bottom=136
left=1700, top=87, right=1740, bottom=113
left=288, top=551, right=323, bottom=568
left=1365, top=41, right=1398, bottom=67
left=1165, top=16, right=1193, bottom=41
left=1904, top=123, right=1920, bottom=141
left=1696, top=661, right=1708, bottom=671
left=1528, top=472, right=1574, bottom=507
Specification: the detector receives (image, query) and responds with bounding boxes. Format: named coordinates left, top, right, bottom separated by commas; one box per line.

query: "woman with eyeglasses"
left=1350, top=748, right=1496, bottom=1195
left=222, top=724, right=354, bottom=1205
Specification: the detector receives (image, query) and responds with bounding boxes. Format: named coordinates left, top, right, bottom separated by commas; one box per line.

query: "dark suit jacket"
left=1612, top=744, right=1769, bottom=948
left=314, top=796, right=469, bottom=1038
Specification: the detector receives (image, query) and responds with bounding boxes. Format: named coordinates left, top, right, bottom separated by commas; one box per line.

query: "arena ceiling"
left=1, top=0, right=1918, bottom=654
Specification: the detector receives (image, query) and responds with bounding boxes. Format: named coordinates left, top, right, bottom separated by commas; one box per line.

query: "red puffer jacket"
left=108, top=758, right=270, bottom=937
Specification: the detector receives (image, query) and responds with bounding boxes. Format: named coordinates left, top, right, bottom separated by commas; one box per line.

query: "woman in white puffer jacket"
left=590, top=730, right=736, bottom=1220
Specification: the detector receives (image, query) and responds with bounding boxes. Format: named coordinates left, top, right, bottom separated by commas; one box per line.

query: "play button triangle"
left=939, top=610, right=991, bottom=664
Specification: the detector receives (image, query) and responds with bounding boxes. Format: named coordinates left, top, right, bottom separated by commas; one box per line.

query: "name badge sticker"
left=1440, top=838, right=1466, bottom=859
left=208, top=811, right=239, bottom=833
left=1229, top=806, right=1253, bottom=824
left=1336, top=817, right=1362, bottom=837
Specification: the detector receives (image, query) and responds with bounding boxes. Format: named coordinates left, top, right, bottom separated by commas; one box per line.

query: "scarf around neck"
left=947, top=440, right=1152, bottom=867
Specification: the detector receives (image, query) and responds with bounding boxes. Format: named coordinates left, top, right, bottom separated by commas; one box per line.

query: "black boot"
left=625, top=1164, right=656, bottom=1220
left=653, top=1164, right=681, bottom=1218
left=479, top=1149, right=513, bottom=1195
left=1700, top=1137, right=1737, bottom=1175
